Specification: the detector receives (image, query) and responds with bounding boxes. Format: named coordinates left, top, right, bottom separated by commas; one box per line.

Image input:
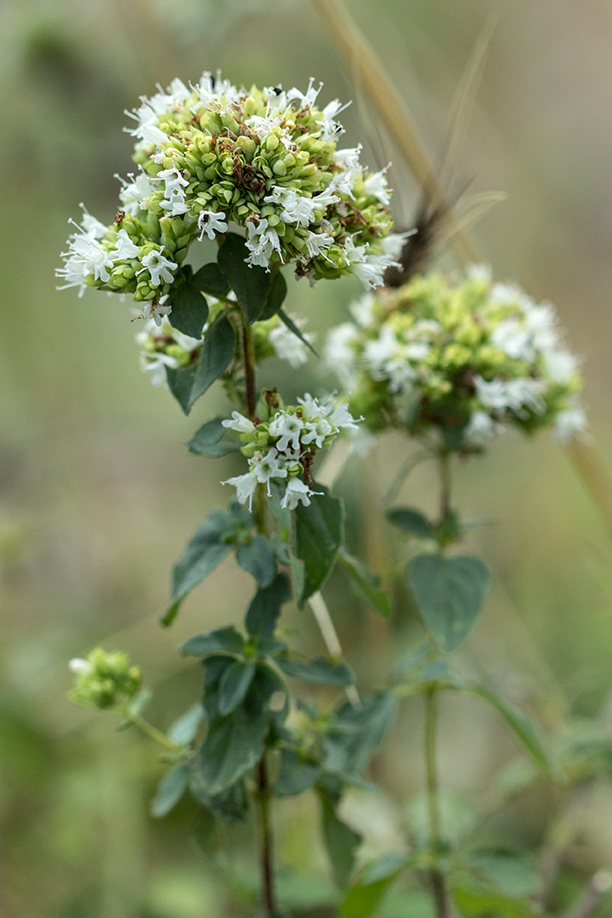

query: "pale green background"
left=2, top=1, right=612, bottom=916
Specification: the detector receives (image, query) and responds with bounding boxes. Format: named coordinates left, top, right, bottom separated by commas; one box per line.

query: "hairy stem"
left=424, top=688, right=451, bottom=918
left=257, top=755, right=278, bottom=917
left=439, top=450, right=452, bottom=522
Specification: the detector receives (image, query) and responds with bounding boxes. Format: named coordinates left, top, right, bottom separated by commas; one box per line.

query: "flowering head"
left=69, top=648, right=142, bottom=710
left=221, top=392, right=360, bottom=510
left=58, top=73, right=404, bottom=323
left=325, top=267, right=585, bottom=451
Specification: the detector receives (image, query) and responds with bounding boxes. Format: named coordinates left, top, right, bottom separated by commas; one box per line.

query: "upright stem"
left=257, top=755, right=278, bottom=917
left=424, top=688, right=451, bottom=918
left=241, top=320, right=257, bottom=420
left=439, top=450, right=452, bottom=522
left=240, top=312, right=278, bottom=915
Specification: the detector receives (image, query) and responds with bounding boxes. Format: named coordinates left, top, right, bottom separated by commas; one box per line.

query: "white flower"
left=137, top=249, right=177, bottom=287
left=110, top=229, right=141, bottom=261
left=197, top=209, right=228, bottom=241
left=268, top=413, right=304, bottom=452
left=553, top=402, right=587, bottom=441
left=466, top=264, right=492, bottom=285
left=268, top=317, right=314, bottom=367
left=69, top=658, right=93, bottom=676
left=245, top=218, right=282, bottom=268
left=301, top=418, right=333, bottom=448
left=79, top=207, right=108, bottom=239
left=490, top=319, right=534, bottom=361
left=318, top=98, right=350, bottom=140
left=222, top=412, right=256, bottom=434
left=363, top=167, right=391, bottom=206
left=222, top=471, right=258, bottom=509
left=463, top=411, right=501, bottom=448
left=543, top=349, right=579, bottom=384
left=327, top=400, right=361, bottom=431
left=264, top=187, right=318, bottom=228
left=281, top=477, right=317, bottom=510
left=475, top=375, right=546, bottom=417
left=138, top=295, right=172, bottom=326
left=251, top=448, right=289, bottom=493
left=324, top=323, right=359, bottom=386
left=302, top=230, right=334, bottom=260
left=287, top=77, right=322, bottom=109
left=117, top=171, right=155, bottom=214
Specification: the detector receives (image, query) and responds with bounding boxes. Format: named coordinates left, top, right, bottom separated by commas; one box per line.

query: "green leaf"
left=338, top=550, right=392, bottom=618
left=189, top=314, right=235, bottom=409
left=236, top=535, right=276, bottom=587
left=274, top=748, right=321, bottom=796
left=293, top=486, right=343, bottom=607
left=340, top=852, right=411, bottom=918
left=387, top=507, right=435, bottom=540
left=167, top=703, right=205, bottom=746
left=319, top=791, right=361, bottom=888
left=150, top=762, right=190, bottom=818
left=180, top=626, right=245, bottom=658
left=323, top=694, right=396, bottom=778
left=245, top=572, right=292, bottom=640
left=217, top=233, right=272, bottom=323
left=218, top=661, right=256, bottom=716
left=164, top=509, right=238, bottom=625
left=167, top=278, right=209, bottom=338
left=166, top=364, right=197, bottom=414
left=452, top=879, right=542, bottom=918
left=195, top=704, right=268, bottom=796
left=466, top=684, right=554, bottom=776
left=191, top=777, right=249, bottom=825
left=463, top=849, right=540, bottom=899
left=192, top=262, right=230, bottom=297
left=259, top=269, right=288, bottom=320
left=187, top=418, right=239, bottom=456
left=278, top=307, right=319, bottom=358
left=407, top=553, right=491, bottom=651
left=276, top=655, right=354, bottom=686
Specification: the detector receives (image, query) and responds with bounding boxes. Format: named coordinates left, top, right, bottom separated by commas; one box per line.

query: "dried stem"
left=309, top=592, right=361, bottom=707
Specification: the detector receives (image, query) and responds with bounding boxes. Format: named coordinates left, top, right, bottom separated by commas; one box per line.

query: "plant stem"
left=308, top=591, right=361, bottom=708
left=439, top=450, right=452, bottom=522
left=424, top=687, right=451, bottom=918
left=241, top=320, right=257, bottom=419
left=257, top=755, right=278, bottom=917
left=130, top=715, right=182, bottom=753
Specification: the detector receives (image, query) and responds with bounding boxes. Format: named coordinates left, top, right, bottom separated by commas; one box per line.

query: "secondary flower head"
left=325, top=266, right=585, bottom=451
left=69, top=647, right=142, bottom=710
left=221, top=391, right=360, bottom=510
left=58, top=72, right=403, bottom=319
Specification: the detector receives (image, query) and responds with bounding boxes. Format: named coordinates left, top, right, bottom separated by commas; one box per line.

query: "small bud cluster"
left=69, top=648, right=142, bottom=710
left=57, top=73, right=403, bottom=323
left=135, top=304, right=314, bottom=387
left=325, top=266, right=585, bottom=450
left=222, top=392, right=360, bottom=510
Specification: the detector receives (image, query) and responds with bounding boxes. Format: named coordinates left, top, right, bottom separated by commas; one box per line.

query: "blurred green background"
left=3, top=0, right=612, bottom=915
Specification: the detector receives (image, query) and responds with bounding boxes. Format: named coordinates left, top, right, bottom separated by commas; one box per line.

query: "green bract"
left=57, top=73, right=403, bottom=324
left=325, top=265, right=586, bottom=450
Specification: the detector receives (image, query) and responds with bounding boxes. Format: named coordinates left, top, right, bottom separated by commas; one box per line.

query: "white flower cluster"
left=58, top=73, right=404, bottom=319
left=221, top=395, right=360, bottom=510
left=325, top=267, right=586, bottom=448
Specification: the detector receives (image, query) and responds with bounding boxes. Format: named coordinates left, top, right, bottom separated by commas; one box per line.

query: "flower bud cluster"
left=325, top=266, right=585, bottom=449
left=57, top=73, right=403, bottom=322
left=221, top=392, right=360, bottom=510
left=69, top=648, right=142, bottom=710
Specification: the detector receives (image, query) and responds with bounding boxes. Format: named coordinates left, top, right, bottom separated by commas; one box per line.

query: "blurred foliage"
left=3, top=0, right=612, bottom=915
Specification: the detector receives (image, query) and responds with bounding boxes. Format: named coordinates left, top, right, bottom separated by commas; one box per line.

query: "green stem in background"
left=125, top=714, right=183, bottom=754
left=257, top=755, right=279, bottom=918
left=424, top=687, right=451, bottom=918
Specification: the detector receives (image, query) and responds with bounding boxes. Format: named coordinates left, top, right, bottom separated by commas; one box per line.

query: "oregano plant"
left=60, top=72, right=611, bottom=918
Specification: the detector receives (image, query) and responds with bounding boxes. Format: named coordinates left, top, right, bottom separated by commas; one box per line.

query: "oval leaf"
left=293, top=486, right=343, bottom=608
left=387, top=507, right=435, bottom=540
left=167, top=280, right=209, bottom=338
left=245, top=572, right=292, bottom=640
left=277, top=656, right=354, bottom=686
left=192, top=262, right=230, bottom=297
left=218, top=661, right=256, bottom=716
left=217, top=233, right=272, bottom=323
left=187, top=418, right=239, bottom=456
left=408, top=553, right=490, bottom=651
left=189, top=313, right=235, bottom=409
left=259, top=269, right=288, bottom=320
left=150, top=762, right=190, bottom=818
left=236, top=535, right=276, bottom=587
